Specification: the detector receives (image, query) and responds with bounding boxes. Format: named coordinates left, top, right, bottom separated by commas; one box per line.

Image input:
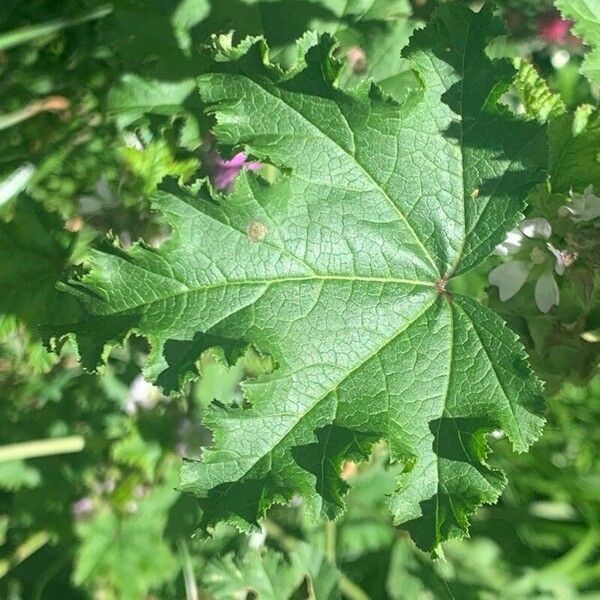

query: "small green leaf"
left=514, top=61, right=566, bottom=123
left=107, top=74, right=197, bottom=129
left=555, top=0, right=600, bottom=86
left=202, top=543, right=338, bottom=600
left=0, top=198, right=80, bottom=329
left=73, top=483, right=178, bottom=600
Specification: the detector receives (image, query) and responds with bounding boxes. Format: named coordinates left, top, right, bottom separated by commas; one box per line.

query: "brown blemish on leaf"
left=246, top=220, right=267, bottom=242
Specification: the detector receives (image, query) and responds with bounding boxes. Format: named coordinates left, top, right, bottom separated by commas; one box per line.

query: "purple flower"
left=71, top=496, right=95, bottom=519
left=538, top=13, right=573, bottom=44
left=202, top=137, right=261, bottom=191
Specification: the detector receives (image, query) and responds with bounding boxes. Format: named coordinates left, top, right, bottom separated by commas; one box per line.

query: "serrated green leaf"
left=107, top=74, right=197, bottom=129
left=555, top=0, right=600, bottom=86
left=73, top=483, right=179, bottom=600
left=549, top=105, right=600, bottom=193
left=336, top=7, right=419, bottom=102
left=202, top=543, right=338, bottom=600
left=514, top=61, right=566, bottom=123
left=57, top=3, right=546, bottom=550
left=111, top=430, right=162, bottom=480
left=0, top=198, right=80, bottom=329
left=120, top=140, right=199, bottom=194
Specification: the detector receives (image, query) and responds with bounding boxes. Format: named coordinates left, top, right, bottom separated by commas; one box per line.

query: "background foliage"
left=1, top=0, right=600, bottom=598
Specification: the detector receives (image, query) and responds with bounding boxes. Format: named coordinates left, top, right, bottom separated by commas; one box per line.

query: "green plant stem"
left=0, top=97, right=70, bottom=130
left=263, top=520, right=297, bottom=553
left=572, top=562, right=600, bottom=587
left=0, top=531, right=50, bottom=579
left=0, top=435, right=84, bottom=462
left=325, top=520, right=337, bottom=565
left=339, top=573, right=371, bottom=600
left=265, top=520, right=371, bottom=600
left=0, top=4, right=112, bottom=51
left=542, top=529, right=600, bottom=576
left=177, top=539, right=199, bottom=600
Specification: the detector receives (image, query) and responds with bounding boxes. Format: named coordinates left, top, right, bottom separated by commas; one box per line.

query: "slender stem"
left=177, top=539, right=199, bottom=600
left=0, top=4, right=112, bottom=51
left=263, top=520, right=297, bottom=553
left=542, top=529, right=600, bottom=575
left=0, top=531, right=51, bottom=579
left=0, top=435, right=85, bottom=462
left=572, top=562, right=600, bottom=586
left=266, top=520, right=370, bottom=599
left=339, top=573, right=371, bottom=600
left=325, top=520, right=337, bottom=565
left=0, top=97, right=70, bottom=130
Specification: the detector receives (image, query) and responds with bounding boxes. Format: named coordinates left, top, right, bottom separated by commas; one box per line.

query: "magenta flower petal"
left=538, top=14, right=573, bottom=44
left=202, top=141, right=262, bottom=191
left=221, top=152, right=249, bottom=168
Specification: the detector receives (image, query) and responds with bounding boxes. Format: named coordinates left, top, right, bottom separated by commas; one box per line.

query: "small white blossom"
left=495, top=229, right=525, bottom=256
left=71, top=496, right=95, bottom=519
left=124, top=375, right=164, bottom=415
left=551, top=49, right=570, bottom=69
left=494, top=218, right=552, bottom=256
left=547, top=243, right=567, bottom=275
left=489, top=260, right=530, bottom=301
left=247, top=526, right=267, bottom=549
left=489, top=218, right=571, bottom=313
left=559, top=185, right=600, bottom=223
left=535, top=269, right=560, bottom=313
left=519, top=218, right=552, bottom=240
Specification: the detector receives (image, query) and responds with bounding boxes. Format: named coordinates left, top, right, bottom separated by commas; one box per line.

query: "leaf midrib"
left=88, top=272, right=436, bottom=314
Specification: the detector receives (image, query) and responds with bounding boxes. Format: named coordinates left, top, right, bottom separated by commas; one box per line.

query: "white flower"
left=519, top=218, right=552, bottom=240
left=529, top=247, right=547, bottom=264
left=547, top=243, right=568, bottom=275
left=535, top=268, right=560, bottom=313
left=124, top=375, right=164, bottom=414
left=494, top=218, right=552, bottom=256
left=551, top=49, right=570, bottom=69
left=495, top=229, right=525, bottom=256
left=247, top=526, right=267, bottom=549
left=489, top=219, right=570, bottom=313
left=559, top=185, right=600, bottom=223
left=71, top=496, right=95, bottom=519
left=489, top=260, right=530, bottom=301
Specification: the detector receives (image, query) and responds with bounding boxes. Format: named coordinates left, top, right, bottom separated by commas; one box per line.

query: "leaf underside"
left=57, top=3, right=546, bottom=550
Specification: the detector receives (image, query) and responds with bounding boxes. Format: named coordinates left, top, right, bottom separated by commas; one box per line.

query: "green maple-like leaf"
left=333, top=0, right=419, bottom=102
left=0, top=197, right=82, bottom=329
left=513, top=61, right=566, bottom=123
left=202, top=543, right=339, bottom=600
left=73, top=483, right=179, bottom=600
left=549, top=105, right=600, bottom=194
left=555, top=0, right=600, bottom=86
left=57, top=3, right=546, bottom=550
